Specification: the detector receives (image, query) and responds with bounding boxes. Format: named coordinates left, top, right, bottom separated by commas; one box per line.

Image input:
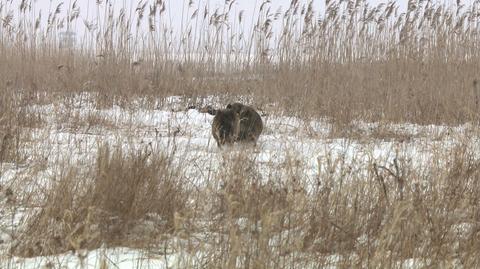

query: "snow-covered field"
left=0, top=93, right=478, bottom=268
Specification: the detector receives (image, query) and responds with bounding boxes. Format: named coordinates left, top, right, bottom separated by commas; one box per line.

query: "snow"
left=1, top=93, right=479, bottom=268
left=8, top=247, right=196, bottom=269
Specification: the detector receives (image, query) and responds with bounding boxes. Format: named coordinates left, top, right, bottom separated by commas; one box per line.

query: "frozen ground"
left=0, top=93, right=478, bottom=268
left=7, top=247, right=183, bottom=269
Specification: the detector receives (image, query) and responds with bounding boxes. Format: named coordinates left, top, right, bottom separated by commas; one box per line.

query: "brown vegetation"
left=0, top=0, right=480, bottom=268
left=12, top=144, right=188, bottom=257
left=0, top=0, right=479, bottom=123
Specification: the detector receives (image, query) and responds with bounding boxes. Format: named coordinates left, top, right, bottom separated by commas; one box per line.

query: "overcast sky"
left=3, top=0, right=468, bottom=43
left=17, top=0, right=410, bottom=32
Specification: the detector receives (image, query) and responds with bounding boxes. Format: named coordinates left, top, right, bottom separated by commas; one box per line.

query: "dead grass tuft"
left=12, top=143, right=188, bottom=257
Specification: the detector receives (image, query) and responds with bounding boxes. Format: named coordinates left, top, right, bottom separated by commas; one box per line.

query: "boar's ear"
left=208, top=107, right=217, bottom=115
left=226, top=104, right=232, bottom=109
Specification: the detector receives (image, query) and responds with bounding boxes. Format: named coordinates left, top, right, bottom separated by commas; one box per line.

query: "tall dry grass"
left=11, top=143, right=188, bottom=257
left=0, top=0, right=479, bottom=123
left=7, top=142, right=480, bottom=268
left=1, top=0, right=480, bottom=268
